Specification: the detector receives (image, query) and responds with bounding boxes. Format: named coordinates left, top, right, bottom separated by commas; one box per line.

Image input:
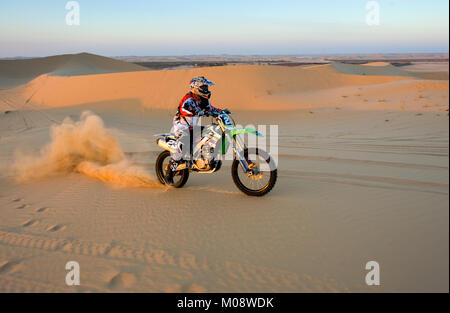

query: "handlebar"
left=207, top=109, right=232, bottom=117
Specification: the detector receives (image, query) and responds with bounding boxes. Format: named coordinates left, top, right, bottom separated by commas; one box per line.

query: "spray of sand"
left=13, top=111, right=161, bottom=188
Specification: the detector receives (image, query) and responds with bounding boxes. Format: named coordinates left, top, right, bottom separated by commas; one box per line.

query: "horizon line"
left=1, top=51, right=449, bottom=60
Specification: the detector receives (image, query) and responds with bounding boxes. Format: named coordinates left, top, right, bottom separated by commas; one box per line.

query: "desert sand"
left=0, top=53, right=448, bottom=292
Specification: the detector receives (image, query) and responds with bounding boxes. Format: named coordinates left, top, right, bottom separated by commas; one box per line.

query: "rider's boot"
left=165, top=159, right=179, bottom=185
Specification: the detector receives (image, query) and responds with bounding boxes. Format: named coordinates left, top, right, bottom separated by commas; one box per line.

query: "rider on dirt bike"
left=155, top=78, right=277, bottom=196
left=165, top=76, right=223, bottom=184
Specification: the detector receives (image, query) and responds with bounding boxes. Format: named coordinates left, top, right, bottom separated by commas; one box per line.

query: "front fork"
left=231, top=134, right=253, bottom=173
left=218, top=122, right=254, bottom=174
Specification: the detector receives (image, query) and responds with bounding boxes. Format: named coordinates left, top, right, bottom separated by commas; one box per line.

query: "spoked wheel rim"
left=161, top=156, right=184, bottom=185
left=155, top=150, right=189, bottom=188
left=236, top=155, right=272, bottom=191
left=231, top=148, right=277, bottom=196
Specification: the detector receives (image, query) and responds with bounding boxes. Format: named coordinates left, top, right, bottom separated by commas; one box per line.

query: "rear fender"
left=154, top=133, right=176, bottom=140
left=156, top=137, right=177, bottom=153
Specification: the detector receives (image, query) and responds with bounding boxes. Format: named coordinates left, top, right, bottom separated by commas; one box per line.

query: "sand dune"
left=402, top=62, right=449, bottom=72
left=0, top=106, right=447, bottom=292
left=19, top=64, right=404, bottom=110
left=361, top=62, right=391, bottom=67
left=332, top=62, right=449, bottom=81
left=3, top=67, right=446, bottom=112
left=332, top=62, right=414, bottom=77
left=0, top=54, right=448, bottom=292
left=1, top=54, right=447, bottom=112
left=0, top=53, right=147, bottom=88
left=0, top=67, right=431, bottom=110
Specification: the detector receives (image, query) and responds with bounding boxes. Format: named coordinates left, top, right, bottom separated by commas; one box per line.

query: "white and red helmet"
left=190, top=76, right=215, bottom=99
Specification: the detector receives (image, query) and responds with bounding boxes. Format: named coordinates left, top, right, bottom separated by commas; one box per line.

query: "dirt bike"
left=154, top=110, right=277, bottom=196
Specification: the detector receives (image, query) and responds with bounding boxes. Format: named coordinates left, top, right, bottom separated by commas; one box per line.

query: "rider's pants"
left=171, top=118, right=206, bottom=161
left=171, top=120, right=190, bottom=161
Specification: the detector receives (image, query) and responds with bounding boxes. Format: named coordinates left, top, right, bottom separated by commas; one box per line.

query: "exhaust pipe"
left=156, top=138, right=176, bottom=153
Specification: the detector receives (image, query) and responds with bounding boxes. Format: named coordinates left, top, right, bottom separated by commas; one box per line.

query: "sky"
left=0, top=0, right=448, bottom=57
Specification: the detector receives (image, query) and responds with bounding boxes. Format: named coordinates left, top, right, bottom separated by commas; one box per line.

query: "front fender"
left=228, top=127, right=263, bottom=137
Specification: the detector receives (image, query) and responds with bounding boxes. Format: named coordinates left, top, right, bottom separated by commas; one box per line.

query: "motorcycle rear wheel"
left=155, top=151, right=189, bottom=188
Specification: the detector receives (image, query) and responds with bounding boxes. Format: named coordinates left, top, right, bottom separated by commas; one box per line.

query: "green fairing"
left=227, top=126, right=263, bottom=137
left=220, top=127, right=262, bottom=155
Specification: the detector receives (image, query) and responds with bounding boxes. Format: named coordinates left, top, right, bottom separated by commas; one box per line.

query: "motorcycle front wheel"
left=231, top=148, right=277, bottom=196
left=155, top=150, right=189, bottom=188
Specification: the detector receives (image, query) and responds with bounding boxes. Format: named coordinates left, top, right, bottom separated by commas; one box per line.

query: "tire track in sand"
left=0, top=229, right=354, bottom=292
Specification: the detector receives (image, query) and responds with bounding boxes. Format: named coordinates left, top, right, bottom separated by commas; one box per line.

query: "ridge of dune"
left=402, top=62, right=449, bottom=72
left=331, top=61, right=449, bottom=81
left=361, top=62, right=391, bottom=67
left=0, top=53, right=148, bottom=88
left=49, top=53, right=148, bottom=76
left=331, top=62, right=413, bottom=77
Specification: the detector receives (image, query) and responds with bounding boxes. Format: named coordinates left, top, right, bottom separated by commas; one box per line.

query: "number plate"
left=221, top=113, right=233, bottom=126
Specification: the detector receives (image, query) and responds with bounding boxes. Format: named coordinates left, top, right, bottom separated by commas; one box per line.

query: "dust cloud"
left=13, top=111, right=161, bottom=188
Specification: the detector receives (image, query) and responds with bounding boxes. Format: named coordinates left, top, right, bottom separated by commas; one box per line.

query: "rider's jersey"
left=174, top=92, right=221, bottom=126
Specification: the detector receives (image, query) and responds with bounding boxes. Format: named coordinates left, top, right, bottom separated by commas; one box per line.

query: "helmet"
left=190, top=76, right=215, bottom=99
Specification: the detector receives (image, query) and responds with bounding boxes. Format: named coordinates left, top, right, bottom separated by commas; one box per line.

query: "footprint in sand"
left=22, top=219, right=39, bottom=227
left=46, top=224, right=66, bottom=232
left=163, top=283, right=207, bottom=293
left=108, top=272, right=137, bottom=290
left=15, top=204, right=30, bottom=210
left=36, top=207, right=50, bottom=213
left=163, top=284, right=183, bottom=293
left=184, top=283, right=207, bottom=293
left=0, top=260, right=22, bottom=274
